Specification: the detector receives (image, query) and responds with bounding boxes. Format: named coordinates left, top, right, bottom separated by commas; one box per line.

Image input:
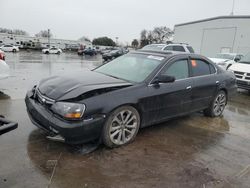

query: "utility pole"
left=230, top=0, right=235, bottom=15
left=115, top=37, right=119, bottom=46
left=48, top=29, right=50, bottom=48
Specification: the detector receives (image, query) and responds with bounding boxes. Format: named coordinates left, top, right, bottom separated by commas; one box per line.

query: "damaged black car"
left=25, top=50, right=237, bottom=148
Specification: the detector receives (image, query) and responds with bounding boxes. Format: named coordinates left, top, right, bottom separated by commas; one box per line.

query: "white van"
left=229, top=52, right=250, bottom=91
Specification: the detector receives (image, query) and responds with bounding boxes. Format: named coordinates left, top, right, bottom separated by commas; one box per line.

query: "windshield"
left=238, top=52, right=250, bottom=64
left=142, top=44, right=165, bottom=51
left=95, top=53, right=164, bottom=82
left=215, top=53, right=234, bottom=60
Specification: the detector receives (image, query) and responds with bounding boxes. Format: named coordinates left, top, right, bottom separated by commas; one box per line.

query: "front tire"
left=204, top=90, right=227, bottom=117
left=102, top=106, right=140, bottom=148
left=12, top=49, right=16, bottom=53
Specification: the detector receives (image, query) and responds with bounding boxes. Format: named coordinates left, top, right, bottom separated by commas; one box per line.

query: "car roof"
left=133, top=49, right=189, bottom=58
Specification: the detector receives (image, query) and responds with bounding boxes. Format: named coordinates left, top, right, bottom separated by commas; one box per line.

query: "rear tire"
left=12, top=49, right=16, bottom=53
left=102, top=106, right=140, bottom=148
left=204, top=90, right=227, bottom=117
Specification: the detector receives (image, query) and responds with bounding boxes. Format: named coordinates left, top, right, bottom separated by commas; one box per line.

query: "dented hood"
left=38, top=70, right=131, bottom=100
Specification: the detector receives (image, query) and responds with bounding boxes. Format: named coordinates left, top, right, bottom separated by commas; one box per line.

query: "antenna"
left=230, top=0, right=235, bottom=15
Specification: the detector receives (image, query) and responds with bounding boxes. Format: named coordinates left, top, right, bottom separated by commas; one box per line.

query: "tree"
left=0, top=28, right=28, bottom=36
left=139, top=26, right=174, bottom=47
left=92, top=37, right=116, bottom=46
left=140, top=29, right=149, bottom=48
left=152, top=26, right=174, bottom=43
left=35, top=30, right=52, bottom=38
left=131, top=39, right=139, bottom=49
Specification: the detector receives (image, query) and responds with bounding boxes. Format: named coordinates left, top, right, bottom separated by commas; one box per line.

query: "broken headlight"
left=51, top=102, right=86, bottom=120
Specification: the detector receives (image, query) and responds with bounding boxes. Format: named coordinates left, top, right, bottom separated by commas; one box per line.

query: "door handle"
left=186, top=86, right=192, bottom=90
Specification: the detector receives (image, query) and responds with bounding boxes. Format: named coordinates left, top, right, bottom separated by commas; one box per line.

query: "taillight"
left=0, top=53, right=5, bottom=61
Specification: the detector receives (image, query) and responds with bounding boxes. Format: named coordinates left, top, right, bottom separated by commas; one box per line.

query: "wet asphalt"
left=0, top=51, right=250, bottom=188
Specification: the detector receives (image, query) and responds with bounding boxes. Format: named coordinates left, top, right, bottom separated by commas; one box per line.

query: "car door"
left=189, top=56, right=218, bottom=111
left=49, top=48, right=56, bottom=54
left=142, top=56, right=193, bottom=124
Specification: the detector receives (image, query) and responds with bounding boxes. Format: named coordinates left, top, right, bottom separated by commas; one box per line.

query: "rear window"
left=191, top=59, right=211, bottom=77
left=187, top=46, right=194, bottom=53
left=173, top=45, right=185, bottom=52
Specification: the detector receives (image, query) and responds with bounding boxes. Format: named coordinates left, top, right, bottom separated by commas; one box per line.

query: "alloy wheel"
left=109, top=110, right=138, bottom=145
left=213, top=93, right=226, bottom=116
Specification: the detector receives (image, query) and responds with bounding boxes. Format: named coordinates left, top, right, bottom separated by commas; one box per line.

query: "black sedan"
left=102, top=49, right=124, bottom=61
left=25, top=51, right=237, bottom=148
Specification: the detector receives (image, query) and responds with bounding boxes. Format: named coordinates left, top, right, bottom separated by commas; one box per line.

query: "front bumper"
left=236, top=80, right=250, bottom=90
left=25, top=90, right=106, bottom=144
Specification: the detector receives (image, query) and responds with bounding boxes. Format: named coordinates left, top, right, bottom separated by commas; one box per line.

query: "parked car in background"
left=82, top=47, right=97, bottom=56
left=42, top=47, right=62, bottom=54
left=209, top=53, right=243, bottom=70
left=77, top=45, right=85, bottom=55
left=0, top=50, right=5, bottom=61
left=0, top=45, right=19, bottom=52
left=25, top=50, right=236, bottom=148
left=229, top=52, right=250, bottom=91
left=102, top=49, right=125, bottom=61
left=0, top=59, right=10, bottom=80
left=142, top=43, right=195, bottom=53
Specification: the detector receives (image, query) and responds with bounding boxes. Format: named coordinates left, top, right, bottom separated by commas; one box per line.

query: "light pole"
left=230, top=0, right=235, bottom=15
left=115, top=37, right=119, bottom=46
left=48, top=29, right=50, bottom=48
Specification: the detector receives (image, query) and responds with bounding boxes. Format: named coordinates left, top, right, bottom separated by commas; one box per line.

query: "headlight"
left=51, top=102, right=86, bottom=119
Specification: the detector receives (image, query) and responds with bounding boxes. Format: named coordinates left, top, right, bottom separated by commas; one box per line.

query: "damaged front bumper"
left=25, top=90, right=106, bottom=145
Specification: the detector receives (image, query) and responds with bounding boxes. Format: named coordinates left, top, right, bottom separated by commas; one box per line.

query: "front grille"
left=235, top=75, right=243, bottom=79
left=35, top=89, right=55, bottom=106
left=234, top=71, right=244, bottom=75
left=237, top=80, right=250, bottom=89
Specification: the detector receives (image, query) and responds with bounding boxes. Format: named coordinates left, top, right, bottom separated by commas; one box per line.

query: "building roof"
left=175, top=15, right=250, bottom=27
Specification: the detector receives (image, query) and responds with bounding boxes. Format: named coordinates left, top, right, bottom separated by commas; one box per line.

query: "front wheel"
left=204, top=90, right=227, bottom=117
left=102, top=106, right=140, bottom=148
left=12, top=49, right=16, bottom=53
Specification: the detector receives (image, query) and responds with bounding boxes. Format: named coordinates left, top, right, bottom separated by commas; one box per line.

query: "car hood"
left=38, top=70, right=132, bottom=100
left=209, top=58, right=231, bottom=64
left=229, top=63, right=250, bottom=73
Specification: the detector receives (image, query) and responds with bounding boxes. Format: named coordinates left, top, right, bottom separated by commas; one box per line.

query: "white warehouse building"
left=173, top=15, right=250, bottom=57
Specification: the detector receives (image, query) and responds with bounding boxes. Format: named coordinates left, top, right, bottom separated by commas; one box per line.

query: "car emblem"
left=42, top=98, right=46, bottom=103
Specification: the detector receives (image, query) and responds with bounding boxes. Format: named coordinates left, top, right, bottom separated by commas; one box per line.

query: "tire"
left=204, top=90, right=227, bottom=117
left=45, top=51, right=49, bottom=54
left=12, top=49, right=16, bottom=53
left=102, top=106, right=140, bottom=148
left=57, top=51, right=61, bottom=55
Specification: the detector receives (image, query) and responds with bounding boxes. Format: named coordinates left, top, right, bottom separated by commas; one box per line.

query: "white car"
left=142, top=43, right=195, bottom=53
left=209, top=53, right=243, bottom=70
left=229, top=52, right=250, bottom=91
left=0, top=59, right=10, bottom=80
left=42, top=47, right=62, bottom=54
left=0, top=45, right=19, bottom=52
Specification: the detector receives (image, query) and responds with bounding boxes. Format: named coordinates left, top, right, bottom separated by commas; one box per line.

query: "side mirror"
left=152, top=75, right=175, bottom=85
left=234, top=58, right=240, bottom=62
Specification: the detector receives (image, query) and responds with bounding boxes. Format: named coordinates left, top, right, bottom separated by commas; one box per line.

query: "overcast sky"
left=1, top=0, right=250, bottom=44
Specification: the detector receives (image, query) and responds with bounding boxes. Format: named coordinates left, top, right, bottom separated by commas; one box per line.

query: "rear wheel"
left=12, top=49, right=16, bottom=53
left=102, top=106, right=140, bottom=148
left=204, top=90, right=227, bottom=117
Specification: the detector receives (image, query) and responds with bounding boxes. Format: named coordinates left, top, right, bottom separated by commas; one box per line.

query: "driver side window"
left=161, top=59, right=189, bottom=80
